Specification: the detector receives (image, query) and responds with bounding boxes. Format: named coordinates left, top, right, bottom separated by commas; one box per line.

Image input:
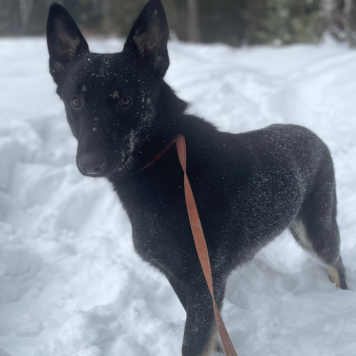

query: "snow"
left=0, top=37, right=355, bottom=356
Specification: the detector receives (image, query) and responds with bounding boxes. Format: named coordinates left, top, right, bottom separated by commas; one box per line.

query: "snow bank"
left=0, top=38, right=355, bottom=356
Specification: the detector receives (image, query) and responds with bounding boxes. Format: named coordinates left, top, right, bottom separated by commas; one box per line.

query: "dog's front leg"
left=182, top=278, right=225, bottom=356
left=167, top=276, right=187, bottom=311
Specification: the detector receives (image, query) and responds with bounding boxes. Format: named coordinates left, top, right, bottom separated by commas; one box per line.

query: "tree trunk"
left=187, top=0, right=201, bottom=42
left=347, top=0, right=356, bottom=46
left=329, top=0, right=348, bottom=41
left=19, top=0, right=34, bottom=34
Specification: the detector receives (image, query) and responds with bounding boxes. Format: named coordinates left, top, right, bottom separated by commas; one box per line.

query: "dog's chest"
left=115, top=169, right=200, bottom=276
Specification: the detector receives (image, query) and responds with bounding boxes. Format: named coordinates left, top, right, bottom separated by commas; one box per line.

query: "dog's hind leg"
left=290, top=218, right=346, bottom=289
left=290, top=162, right=347, bottom=289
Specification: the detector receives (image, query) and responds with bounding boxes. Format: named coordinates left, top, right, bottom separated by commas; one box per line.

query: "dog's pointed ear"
left=124, top=0, right=169, bottom=78
left=47, top=3, right=89, bottom=85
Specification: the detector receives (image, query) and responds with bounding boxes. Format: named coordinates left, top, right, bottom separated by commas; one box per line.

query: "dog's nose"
left=78, top=153, right=107, bottom=175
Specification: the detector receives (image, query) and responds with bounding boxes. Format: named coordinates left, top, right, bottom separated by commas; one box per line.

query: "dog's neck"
left=143, top=136, right=178, bottom=170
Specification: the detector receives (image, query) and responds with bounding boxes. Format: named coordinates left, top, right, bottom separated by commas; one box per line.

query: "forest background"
left=1, top=0, right=356, bottom=47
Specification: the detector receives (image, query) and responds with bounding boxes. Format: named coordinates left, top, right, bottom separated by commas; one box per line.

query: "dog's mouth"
left=79, top=152, right=134, bottom=178
left=77, top=167, right=108, bottom=178
left=76, top=131, right=142, bottom=178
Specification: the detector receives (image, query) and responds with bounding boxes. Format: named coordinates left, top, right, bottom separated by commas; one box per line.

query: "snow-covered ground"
left=0, top=38, right=355, bottom=356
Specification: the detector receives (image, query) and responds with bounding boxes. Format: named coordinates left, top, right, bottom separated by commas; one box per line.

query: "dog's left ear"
left=124, top=0, right=169, bottom=78
left=47, top=3, right=89, bottom=85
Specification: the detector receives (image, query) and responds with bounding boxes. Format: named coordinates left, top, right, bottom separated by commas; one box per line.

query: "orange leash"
left=176, top=135, right=237, bottom=356
left=145, top=135, right=238, bottom=356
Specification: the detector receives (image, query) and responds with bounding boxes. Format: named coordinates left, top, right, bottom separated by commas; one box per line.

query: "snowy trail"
left=0, top=38, right=355, bottom=356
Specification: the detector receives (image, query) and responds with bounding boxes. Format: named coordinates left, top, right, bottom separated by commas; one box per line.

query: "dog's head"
left=47, top=0, right=174, bottom=177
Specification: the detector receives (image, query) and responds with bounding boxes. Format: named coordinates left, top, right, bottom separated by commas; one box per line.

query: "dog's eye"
left=120, top=96, right=131, bottom=107
left=71, top=96, right=83, bottom=109
left=116, top=96, right=132, bottom=110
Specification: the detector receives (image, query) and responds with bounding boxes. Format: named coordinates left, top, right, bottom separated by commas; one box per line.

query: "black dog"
left=47, top=1, right=347, bottom=354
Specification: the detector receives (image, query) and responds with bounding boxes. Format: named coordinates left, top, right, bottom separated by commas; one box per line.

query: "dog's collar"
left=143, top=136, right=179, bottom=169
